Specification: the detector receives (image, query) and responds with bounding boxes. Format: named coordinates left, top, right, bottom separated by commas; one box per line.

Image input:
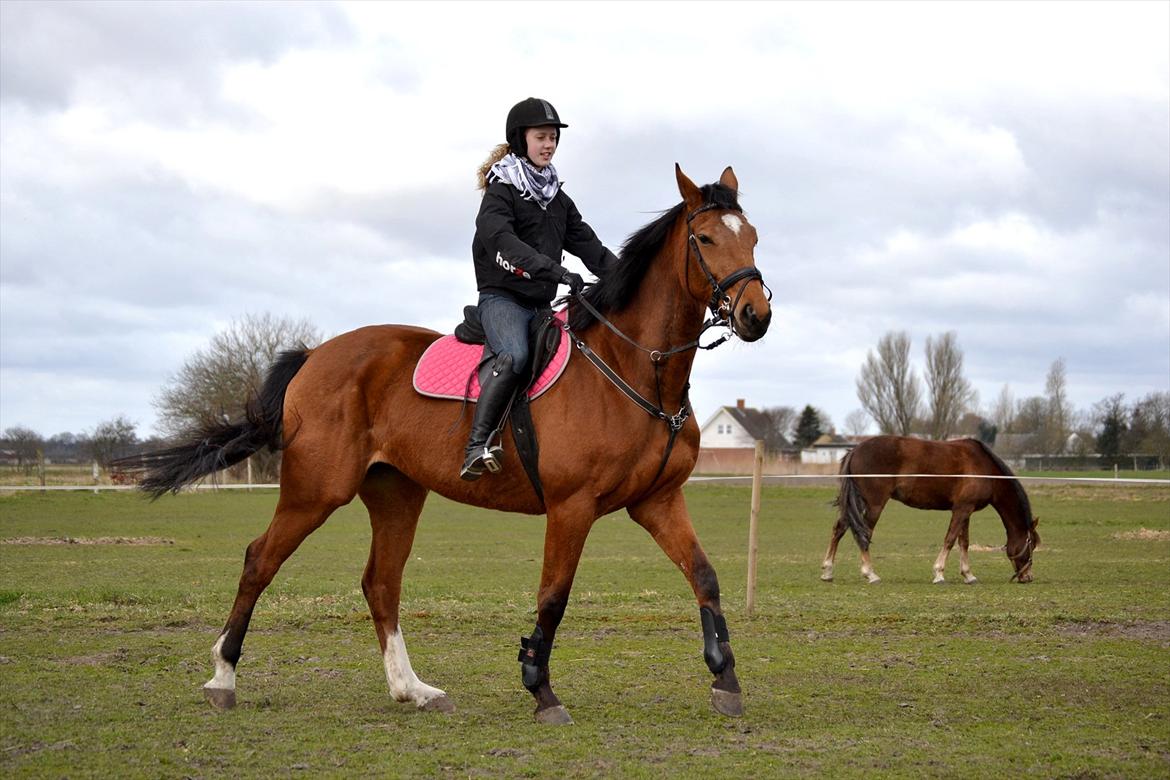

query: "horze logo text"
left=496, top=252, right=531, bottom=279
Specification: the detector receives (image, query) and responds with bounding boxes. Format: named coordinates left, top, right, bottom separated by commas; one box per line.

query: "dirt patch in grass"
left=968, top=544, right=1005, bottom=552
left=1056, top=619, right=1170, bottom=642
left=0, top=536, right=174, bottom=546
left=1112, top=528, right=1170, bottom=541
left=59, top=648, right=129, bottom=666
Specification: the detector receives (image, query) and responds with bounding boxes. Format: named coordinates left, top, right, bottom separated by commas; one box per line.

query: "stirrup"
left=460, top=443, right=503, bottom=481
left=482, top=443, right=503, bottom=473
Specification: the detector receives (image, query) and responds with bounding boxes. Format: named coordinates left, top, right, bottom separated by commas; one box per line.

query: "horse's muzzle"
left=734, top=301, right=771, bottom=342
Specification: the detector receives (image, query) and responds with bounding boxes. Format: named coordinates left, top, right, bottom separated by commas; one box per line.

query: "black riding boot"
left=460, top=354, right=520, bottom=481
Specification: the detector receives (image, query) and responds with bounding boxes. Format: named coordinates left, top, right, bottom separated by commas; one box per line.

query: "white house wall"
left=699, top=409, right=758, bottom=448
left=800, top=447, right=851, bottom=464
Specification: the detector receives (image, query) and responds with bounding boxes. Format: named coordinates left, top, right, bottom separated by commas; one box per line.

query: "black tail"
left=117, top=348, right=311, bottom=499
left=832, top=450, right=872, bottom=550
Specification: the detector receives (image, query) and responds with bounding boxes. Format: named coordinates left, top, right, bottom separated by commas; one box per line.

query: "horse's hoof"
left=964, top=576, right=978, bottom=585
left=421, top=695, right=455, bottom=713
left=932, top=576, right=946, bottom=585
left=534, top=705, right=573, bottom=725
left=820, top=572, right=834, bottom=582
left=865, top=575, right=881, bottom=585
left=203, top=686, right=236, bottom=710
left=711, top=687, right=744, bottom=717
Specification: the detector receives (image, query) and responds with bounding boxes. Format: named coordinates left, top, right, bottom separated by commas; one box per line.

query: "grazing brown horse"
left=124, top=166, right=771, bottom=724
left=821, top=436, right=1040, bottom=585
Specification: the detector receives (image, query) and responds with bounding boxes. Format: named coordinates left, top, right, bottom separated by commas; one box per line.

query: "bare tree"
left=1044, top=358, right=1072, bottom=454
left=855, top=331, right=921, bottom=435
left=844, top=409, right=871, bottom=436
left=1129, top=391, right=1170, bottom=467
left=154, top=313, right=322, bottom=481
left=924, top=332, right=977, bottom=440
left=759, top=405, right=798, bottom=454
left=1, top=426, right=43, bottom=475
left=1013, top=396, right=1049, bottom=455
left=992, top=384, right=1015, bottom=435
left=87, top=416, right=138, bottom=468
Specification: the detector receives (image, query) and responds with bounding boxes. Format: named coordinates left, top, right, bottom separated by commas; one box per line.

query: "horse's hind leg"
left=821, top=518, right=848, bottom=581
left=858, top=500, right=887, bottom=584
left=629, top=489, right=743, bottom=718
left=932, top=508, right=972, bottom=584
left=358, top=466, right=452, bottom=712
left=204, top=491, right=345, bottom=708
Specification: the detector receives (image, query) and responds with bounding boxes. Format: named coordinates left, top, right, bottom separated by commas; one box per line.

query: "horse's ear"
left=675, top=163, right=702, bottom=209
left=719, top=166, right=739, bottom=192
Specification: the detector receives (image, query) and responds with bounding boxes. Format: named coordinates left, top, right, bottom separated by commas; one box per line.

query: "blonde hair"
left=476, top=143, right=511, bottom=191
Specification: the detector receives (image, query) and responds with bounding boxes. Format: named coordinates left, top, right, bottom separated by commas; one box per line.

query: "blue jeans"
left=478, top=293, right=539, bottom=376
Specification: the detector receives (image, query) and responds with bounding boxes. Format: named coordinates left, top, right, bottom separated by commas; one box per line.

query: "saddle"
left=412, top=307, right=570, bottom=506
left=412, top=307, right=569, bottom=402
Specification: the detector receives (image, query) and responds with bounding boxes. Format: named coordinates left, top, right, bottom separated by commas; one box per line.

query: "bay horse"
left=125, top=166, right=771, bottom=724
left=821, top=435, right=1040, bottom=585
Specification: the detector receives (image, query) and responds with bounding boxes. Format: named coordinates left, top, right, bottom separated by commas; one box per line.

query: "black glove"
left=561, top=270, right=585, bottom=296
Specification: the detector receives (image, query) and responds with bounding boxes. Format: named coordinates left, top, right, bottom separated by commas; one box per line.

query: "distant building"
left=699, top=399, right=774, bottom=448
left=696, top=399, right=796, bottom=473
left=800, top=433, right=856, bottom=465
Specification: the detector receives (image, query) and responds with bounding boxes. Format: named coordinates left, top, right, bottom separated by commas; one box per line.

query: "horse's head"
left=675, top=165, right=772, bottom=342
left=1009, top=515, right=1041, bottom=583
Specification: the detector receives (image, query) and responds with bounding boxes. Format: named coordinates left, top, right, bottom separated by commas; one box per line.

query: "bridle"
left=686, top=202, right=771, bottom=331
left=564, top=201, right=771, bottom=486
left=1007, top=528, right=1037, bottom=582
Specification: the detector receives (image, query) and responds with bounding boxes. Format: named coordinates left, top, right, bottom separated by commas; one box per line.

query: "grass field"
left=1, top=483, right=1167, bottom=778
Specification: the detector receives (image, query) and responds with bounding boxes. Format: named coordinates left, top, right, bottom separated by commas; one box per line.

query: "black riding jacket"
left=472, top=180, right=618, bottom=307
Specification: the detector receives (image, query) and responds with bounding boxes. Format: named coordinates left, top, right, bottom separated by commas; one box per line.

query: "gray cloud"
left=1, top=1, right=353, bottom=117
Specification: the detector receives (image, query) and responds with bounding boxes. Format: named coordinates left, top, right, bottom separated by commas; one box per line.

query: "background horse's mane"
left=973, top=439, right=1034, bottom=529
left=567, top=182, right=742, bottom=332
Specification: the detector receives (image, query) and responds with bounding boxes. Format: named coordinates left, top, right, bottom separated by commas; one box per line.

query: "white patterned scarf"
left=488, top=153, right=561, bottom=210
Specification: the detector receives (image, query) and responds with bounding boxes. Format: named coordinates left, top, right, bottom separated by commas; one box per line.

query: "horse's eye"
left=698, top=234, right=714, bottom=245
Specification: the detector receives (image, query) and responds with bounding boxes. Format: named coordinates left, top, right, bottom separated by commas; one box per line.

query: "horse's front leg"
left=519, top=499, right=595, bottom=725
left=628, top=489, right=743, bottom=717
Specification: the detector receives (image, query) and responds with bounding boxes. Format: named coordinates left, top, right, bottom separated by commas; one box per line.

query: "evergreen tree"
left=1094, top=394, right=1126, bottom=458
left=794, top=405, right=823, bottom=449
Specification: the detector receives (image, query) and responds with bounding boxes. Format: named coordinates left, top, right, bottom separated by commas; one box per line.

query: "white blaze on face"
left=721, top=214, right=743, bottom=236
left=382, top=628, right=447, bottom=707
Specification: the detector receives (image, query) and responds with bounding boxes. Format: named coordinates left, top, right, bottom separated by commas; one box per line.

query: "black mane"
left=567, top=182, right=741, bottom=331
left=975, top=440, right=1034, bottom=529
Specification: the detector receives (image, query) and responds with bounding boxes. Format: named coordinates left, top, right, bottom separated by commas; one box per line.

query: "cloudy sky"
left=2, top=0, right=1167, bottom=439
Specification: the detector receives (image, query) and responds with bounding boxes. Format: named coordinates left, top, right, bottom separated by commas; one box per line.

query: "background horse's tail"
left=832, top=450, right=872, bottom=550
left=119, top=348, right=311, bottom=499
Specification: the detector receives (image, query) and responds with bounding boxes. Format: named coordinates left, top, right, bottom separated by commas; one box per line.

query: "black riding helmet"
left=506, top=97, right=568, bottom=159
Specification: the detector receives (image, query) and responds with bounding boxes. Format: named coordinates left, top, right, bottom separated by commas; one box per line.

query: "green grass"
left=1, top=484, right=1167, bottom=778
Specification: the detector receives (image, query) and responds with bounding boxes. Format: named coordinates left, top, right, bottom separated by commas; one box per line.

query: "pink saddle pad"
left=412, top=309, right=570, bottom=402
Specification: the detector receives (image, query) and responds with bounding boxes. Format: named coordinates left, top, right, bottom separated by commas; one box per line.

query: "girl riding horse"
left=463, top=97, right=620, bottom=480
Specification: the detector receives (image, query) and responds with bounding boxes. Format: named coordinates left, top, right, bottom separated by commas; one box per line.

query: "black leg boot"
left=460, top=355, right=520, bottom=481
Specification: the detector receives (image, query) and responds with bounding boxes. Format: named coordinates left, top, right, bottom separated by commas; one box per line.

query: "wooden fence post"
left=746, top=439, right=764, bottom=617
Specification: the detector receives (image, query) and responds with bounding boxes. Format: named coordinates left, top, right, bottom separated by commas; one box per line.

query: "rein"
left=563, top=202, right=769, bottom=488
